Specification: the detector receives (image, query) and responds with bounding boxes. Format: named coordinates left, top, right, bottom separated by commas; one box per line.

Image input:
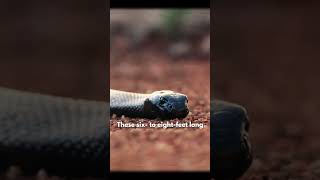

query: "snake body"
left=212, top=100, right=252, bottom=179
left=0, top=87, right=252, bottom=179
left=0, top=87, right=108, bottom=177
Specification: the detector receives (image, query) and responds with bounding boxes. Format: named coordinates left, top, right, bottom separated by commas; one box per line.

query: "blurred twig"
left=162, top=10, right=190, bottom=40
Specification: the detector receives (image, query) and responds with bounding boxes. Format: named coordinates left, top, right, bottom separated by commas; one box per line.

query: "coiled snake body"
left=0, top=87, right=108, bottom=177
left=0, top=87, right=252, bottom=179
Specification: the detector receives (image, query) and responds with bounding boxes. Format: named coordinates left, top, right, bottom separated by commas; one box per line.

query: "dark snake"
left=0, top=87, right=252, bottom=179
left=110, top=89, right=189, bottom=119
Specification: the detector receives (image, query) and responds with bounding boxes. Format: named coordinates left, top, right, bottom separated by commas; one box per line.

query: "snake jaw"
left=143, top=98, right=158, bottom=119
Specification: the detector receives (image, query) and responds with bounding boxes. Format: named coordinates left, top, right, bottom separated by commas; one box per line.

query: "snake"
left=211, top=100, right=253, bottom=179
left=110, top=89, right=189, bottom=119
left=0, top=87, right=252, bottom=179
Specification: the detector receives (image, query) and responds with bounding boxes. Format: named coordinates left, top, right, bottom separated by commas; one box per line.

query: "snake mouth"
left=160, top=108, right=189, bottom=120
left=154, top=107, right=188, bottom=120
left=175, top=108, right=189, bottom=118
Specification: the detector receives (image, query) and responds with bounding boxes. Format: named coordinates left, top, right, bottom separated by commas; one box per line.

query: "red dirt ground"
left=110, top=49, right=210, bottom=171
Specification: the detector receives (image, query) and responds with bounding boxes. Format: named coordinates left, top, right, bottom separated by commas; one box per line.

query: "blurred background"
left=110, top=9, right=210, bottom=171
left=111, top=9, right=210, bottom=60
left=0, top=1, right=107, bottom=101
left=214, top=2, right=320, bottom=179
left=0, top=1, right=107, bottom=179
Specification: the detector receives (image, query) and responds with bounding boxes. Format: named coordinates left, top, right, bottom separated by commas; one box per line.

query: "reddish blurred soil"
left=110, top=48, right=210, bottom=171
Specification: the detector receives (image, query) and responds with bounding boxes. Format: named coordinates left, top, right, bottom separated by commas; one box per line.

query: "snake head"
left=145, top=90, right=189, bottom=120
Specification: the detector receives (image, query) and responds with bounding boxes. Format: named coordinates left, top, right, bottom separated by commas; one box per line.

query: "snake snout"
left=149, top=91, right=190, bottom=119
left=174, top=96, right=189, bottom=118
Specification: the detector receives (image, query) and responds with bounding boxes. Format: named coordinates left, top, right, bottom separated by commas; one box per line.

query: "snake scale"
left=0, top=87, right=252, bottom=179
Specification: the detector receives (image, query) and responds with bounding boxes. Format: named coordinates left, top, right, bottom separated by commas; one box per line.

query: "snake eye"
left=159, top=97, right=168, bottom=105
left=168, top=104, right=173, bottom=109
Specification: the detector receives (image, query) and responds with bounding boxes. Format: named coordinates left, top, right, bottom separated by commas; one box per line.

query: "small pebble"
left=5, top=166, right=21, bottom=179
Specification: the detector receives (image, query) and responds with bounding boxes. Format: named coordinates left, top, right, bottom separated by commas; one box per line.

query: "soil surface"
left=110, top=45, right=210, bottom=171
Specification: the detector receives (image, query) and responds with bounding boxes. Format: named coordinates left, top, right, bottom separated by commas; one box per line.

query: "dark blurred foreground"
left=0, top=1, right=107, bottom=180
left=0, top=1, right=107, bottom=101
left=214, top=2, right=320, bottom=179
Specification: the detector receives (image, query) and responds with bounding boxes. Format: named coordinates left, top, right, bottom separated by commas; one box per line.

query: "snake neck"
left=110, top=89, right=155, bottom=118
